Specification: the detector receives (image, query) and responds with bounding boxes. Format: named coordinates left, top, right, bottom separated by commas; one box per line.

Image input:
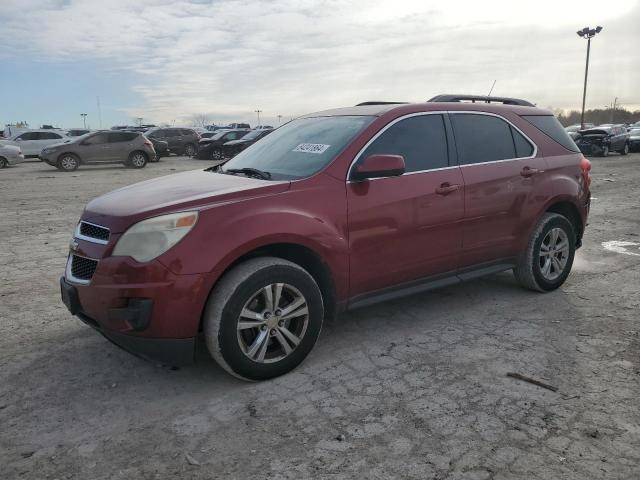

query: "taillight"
left=580, top=156, right=592, bottom=187
left=144, top=140, right=153, bottom=147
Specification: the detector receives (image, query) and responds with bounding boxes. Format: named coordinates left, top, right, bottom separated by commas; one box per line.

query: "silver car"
left=0, top=144, right=25, bottom=168
left=40, top=131, right=156, bottom=171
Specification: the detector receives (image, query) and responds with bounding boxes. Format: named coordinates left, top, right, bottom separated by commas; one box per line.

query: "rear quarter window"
left=522, top=115, right=580, bottom=153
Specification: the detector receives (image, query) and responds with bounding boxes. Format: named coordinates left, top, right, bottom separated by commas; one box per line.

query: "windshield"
left=221, top=116, right=374, bottom=180
left=630, top=128, right=640, bottom=136
left=241, top=130, right=266, bottom=141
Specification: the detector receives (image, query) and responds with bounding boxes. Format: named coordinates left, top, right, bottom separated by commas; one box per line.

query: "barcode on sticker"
left=293, top=143, right=330, bottom=154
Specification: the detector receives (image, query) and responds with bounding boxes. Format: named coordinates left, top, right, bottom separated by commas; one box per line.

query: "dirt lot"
left=1, top=154, right=639, bottom=479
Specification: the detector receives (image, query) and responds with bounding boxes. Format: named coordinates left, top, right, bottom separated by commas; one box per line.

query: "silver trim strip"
left=346, top=110, right=538, bottom=182
left=75, top=221, right=110, bottom=245
left=65, top=253, right=98, bottom=285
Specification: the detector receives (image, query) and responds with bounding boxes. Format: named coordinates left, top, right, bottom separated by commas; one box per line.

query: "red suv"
left=60, top=95, right=591, bottom=380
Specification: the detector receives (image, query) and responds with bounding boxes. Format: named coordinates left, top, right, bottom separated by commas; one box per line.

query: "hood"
left=45, top=141, right=73, bottom=149
left=82, top=169, right=290, bottom=233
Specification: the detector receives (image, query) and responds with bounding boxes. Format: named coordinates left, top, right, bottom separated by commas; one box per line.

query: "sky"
left=0, top=0, right=639, bottom=129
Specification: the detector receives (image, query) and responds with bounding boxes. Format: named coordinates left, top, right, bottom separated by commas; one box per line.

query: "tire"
left=203, top=257, right=324, bottom=381
left=57, top=153, right=79, bottom=172
left=128, top=151, right=147, bottom=169
left=600, top=145, right=609, bottom=157
left=184, top=143, right=196, bottom=157
left=514, top=213, right=576, bottom=292
left=619, top=142, right=629, bottom=156
left=210, top=147, right=223, bottom=160
left=0, top=157, right=7, bottom=168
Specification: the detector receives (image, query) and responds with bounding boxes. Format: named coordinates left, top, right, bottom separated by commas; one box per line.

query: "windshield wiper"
left=224, top=167, right=271, bottom=180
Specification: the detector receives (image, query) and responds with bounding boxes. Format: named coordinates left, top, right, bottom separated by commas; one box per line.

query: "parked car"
left=226, top=123, right=251, bottom=129
left=40, top=131, right=155, bottom=171
left=66, top=129, right=91, bottom=137
left=148, top=137, right=169, bottom=160
left=60, top=95, right=591, bottom=380
left=254, top=125, right=274, bottom=130
left=221, top=128, right=273, bottom=158
left=0, top=144, right=25, bottom=168
left=144, top=127, right=200, bottom=156
left=574, top=125, right=630, bottom=156
left=628, top=128, right=640, bottom=152
left=195, top=129, right=249, bottom=159
left=0, top=129, right=68, bottom=157
left=565, top=123, right=593, bottom=133
left=199, top=131, right=219, bottom=139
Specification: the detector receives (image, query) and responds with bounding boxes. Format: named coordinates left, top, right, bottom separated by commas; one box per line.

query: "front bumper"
left=61, top=277, right=196, bottom=366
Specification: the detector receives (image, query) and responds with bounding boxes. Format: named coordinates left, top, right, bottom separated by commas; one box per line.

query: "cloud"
left=1, top=0, right=639, bottom=124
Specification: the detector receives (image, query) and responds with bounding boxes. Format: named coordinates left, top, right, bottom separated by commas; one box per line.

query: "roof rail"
left=427, top=94, right=535, bottom=107
left=355, top=101, right=409, bottom=106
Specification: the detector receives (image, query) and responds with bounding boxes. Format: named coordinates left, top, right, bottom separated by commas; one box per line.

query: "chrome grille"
left=70, top=255, right=98, bottom=281
left=79, top=221, right=110, bottom=242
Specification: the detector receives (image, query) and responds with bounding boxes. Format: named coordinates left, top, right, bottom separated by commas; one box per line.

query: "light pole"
left=577, top=26, right=603, bottom=129
left=277, top=114, right=282, bottom=124
left=80, top=113, right=87, bottom=129
left=254, top=109, right=262, bottom=126
left=137, top=117, right=143, bottom=127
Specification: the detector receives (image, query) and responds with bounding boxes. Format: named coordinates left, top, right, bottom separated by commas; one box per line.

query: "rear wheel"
left=210, top=148, right=223, bottom=160
left=514, top=213, right=576, bottom=292
left=58, top=154, right=79, bottom=172
left=128, top=151, right=147, bottom=168
left=600, top=145, right=609, bottom=157
left=184, top=143, right=196, bottom=157
left=203, top=257, right=324, bottom=381
left=619, top=142, right=629, bottom=156
left=0, top=157, right=7, bottom=168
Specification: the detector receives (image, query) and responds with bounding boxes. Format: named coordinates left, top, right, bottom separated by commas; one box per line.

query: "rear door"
left=347, top=113, right=464, bottom=297
left=13, top=132, right=40, bottom=155
left=166, top=129, right=183, bottom=151
left=450, top=112, right=549, bottom=267
left=80, top=133, right=114, bottom=162
left=108, top=132, right=138, bottom=161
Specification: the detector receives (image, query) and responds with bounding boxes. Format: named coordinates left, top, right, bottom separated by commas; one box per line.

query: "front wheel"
left=210, top=148, right=223, bottom=160
left=600, top=145, right=609, bottom=157
left=514, top=213, right=576, bottom=292
left=0, top=157, right=7, bottom=168
left=58, top=154, right=79, bottom=172
left=203, top=257, right=324, bottom=381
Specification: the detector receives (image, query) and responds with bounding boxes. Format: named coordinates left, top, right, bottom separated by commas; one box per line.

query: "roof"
left=302, top=101, right=552, bottom=119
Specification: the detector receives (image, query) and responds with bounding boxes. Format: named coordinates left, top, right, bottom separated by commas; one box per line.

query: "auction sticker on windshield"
left=293, top=143, right=331, bottom=154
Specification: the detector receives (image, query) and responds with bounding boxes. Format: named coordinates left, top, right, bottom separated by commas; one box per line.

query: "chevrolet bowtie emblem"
left=69, top=239, right=79, bottom=251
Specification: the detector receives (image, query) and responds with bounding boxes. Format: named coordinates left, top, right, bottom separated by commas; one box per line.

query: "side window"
left=40, top=132, right=63, bottom=140
left=18, top=132, right=39, bottom=140
left=225, top=132, right=238, bottom=140
left=109, top=132, right=137, bottom=142
left=181, top=129, right=194, bottom=136
left=510, top=127, right=534, bottom=157
left=83, top=133, right=109, bottom=145
left=148, top=130, right=164, bottom=138
left=451, top=114, right=517, bottom=165
left=359, top=114, right=449, bottom=173
left=167, top=129, right=181, bottom=137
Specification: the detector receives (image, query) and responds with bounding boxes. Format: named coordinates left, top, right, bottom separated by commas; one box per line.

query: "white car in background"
left=0, top=130, right=68, bottom=157
left=0, top=144, right=25, bottom=168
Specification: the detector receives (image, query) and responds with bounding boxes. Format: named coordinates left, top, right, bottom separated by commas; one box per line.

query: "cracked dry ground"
left=1, top=156, right=639, bottom=479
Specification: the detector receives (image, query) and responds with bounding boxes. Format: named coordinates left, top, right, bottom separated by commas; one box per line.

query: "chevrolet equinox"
left=60, top=95, right=591, bottom=380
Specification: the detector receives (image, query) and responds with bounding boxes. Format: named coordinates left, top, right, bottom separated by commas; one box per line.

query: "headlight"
left=112, top=211, right=198, bottom=262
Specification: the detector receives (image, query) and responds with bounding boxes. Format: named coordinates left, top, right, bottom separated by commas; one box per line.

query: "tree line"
left=556, top=107, right=640, bottom=127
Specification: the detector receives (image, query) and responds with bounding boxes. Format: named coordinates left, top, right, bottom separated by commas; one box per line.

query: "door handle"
left=521, top=166, right=543, bottom=177
left=435, top=183, right=461, bottom=195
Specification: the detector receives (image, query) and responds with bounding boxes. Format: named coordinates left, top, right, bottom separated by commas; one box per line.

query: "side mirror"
left=352, top=154, right=405, bottom=181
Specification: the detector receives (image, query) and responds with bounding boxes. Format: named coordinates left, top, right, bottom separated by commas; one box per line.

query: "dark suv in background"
left=61, top=94, right=591, bottom=380
left=195, top=129, right=249, bottom=159
left=574, top=125, right=630, bottom=156
left=40, top=131, right=155, bottom=171
left=222, top=128, right=273, bottom=158
left=145, top=127, right=200, bottom=156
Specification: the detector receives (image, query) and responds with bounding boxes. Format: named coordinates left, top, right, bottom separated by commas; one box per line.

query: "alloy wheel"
left=61, top=156, right=77, bottom=170
left=131, top=153, right=146, bottom=167
left=185, top=144, right=195, bottom=156
left=236, top=283, right=309, bottom=363
left=539, top=227, right=569, bottom=281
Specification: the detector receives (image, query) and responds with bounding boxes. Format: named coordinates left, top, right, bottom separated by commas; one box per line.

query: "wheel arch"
left=544, top=199, right=584, bottom=246
left=57, top=152, right=82, bottom=164
left=199, top=241, right=339, bottom=332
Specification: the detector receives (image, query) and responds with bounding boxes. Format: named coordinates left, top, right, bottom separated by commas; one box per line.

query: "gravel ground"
left=1, top=154, right=639, bottom=479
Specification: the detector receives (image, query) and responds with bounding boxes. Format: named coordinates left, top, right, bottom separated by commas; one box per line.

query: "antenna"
left=487, top=80, right=496, bottom=97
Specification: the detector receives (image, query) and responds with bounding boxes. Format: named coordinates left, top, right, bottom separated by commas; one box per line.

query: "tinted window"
left=83, top=133, right=109, bottom=145
left=147, top=129, right=164, bottom=138
left=17, top=132, right=39, bottom=140
left=180, top=129, right=195, bottom=136
left=40, top=132, right=63, bottom=139
left=360, top=114, right=449, bottom=173
left=166, top=129, right=181, bottom=137
left=451, top=114, right=516, bottom=164
left=522, top=115, right=580, bottom=152
left=225, top=132, right=240, bottom=140
left=511, top=127, right=534, bottom=157
left=109, top=132, right=137, bottom=142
